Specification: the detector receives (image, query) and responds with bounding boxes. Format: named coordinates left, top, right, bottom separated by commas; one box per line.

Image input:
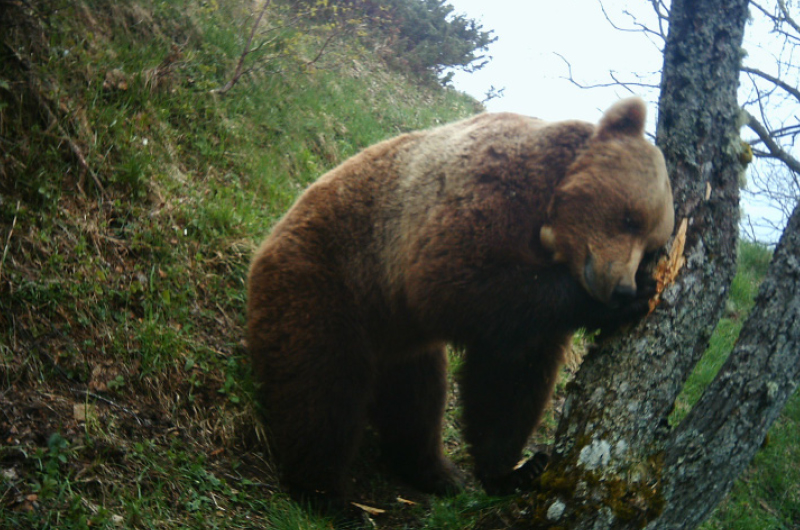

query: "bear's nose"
left=610, top=283, right=637, bottom=307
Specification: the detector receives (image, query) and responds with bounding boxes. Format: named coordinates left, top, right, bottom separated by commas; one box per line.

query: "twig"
left=598, top=0, right=667, bottom=45
left=304, top=26, right=342, bottom=67
left=554, top=52, right=658, bottom=92
left=742, top=65, right=800, bottom=102
left=0, top=199, right=19, bottom=284
left=214, top=0, right=272, bottom=95
left=69, top=388, right=145, bottom=425
left=745, top=109, right=800, bottom=176
left=777, top=0, right=800, bottom=36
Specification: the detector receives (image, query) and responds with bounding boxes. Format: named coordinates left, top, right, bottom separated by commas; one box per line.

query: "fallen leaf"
left=396, top=496, right=417, bottom=506
left=74, top=404, right=88, bottom=422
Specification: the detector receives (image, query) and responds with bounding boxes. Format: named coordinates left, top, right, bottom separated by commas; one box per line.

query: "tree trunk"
left=540, top=0, right=750, bottom=524
left=476, top=1, right=799, bottom=528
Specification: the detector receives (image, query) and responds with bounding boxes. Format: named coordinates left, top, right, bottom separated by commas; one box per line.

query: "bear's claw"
left=481, top=452, right=550, bottom=496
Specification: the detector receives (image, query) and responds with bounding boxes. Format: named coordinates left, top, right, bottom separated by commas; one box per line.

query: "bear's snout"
left=610, top=281, right=637, bottom=308
left=583, top=253, right=639, bottom=307
left=582, top=253, right=604, bottom=302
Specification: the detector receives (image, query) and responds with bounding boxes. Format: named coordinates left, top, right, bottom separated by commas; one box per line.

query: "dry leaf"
left=351, top=502, right=386, bottom=515
left=396, top=496, right=417, bottom=506
left=649, top=217, right=688, bottom=313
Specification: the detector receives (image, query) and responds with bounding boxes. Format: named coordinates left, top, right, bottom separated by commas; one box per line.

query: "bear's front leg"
left=371, top=345, right=465, bottom=495
left=459, top=336, right=569, bottom=495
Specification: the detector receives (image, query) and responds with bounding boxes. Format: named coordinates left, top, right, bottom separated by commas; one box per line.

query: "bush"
left=287, top=0, right=496, bottom=81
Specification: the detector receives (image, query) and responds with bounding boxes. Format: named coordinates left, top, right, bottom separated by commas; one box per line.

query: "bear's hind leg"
left=460, top=336, right=568, bottom=495
left=248, top=268, right=375, bottom=509
left=370, top=345, right=464, bottom=495
left=273, top=356, right=374, bottom=508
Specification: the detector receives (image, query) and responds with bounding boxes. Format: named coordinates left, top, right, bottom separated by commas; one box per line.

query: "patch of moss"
left=525, top=451, right=665, bottom=529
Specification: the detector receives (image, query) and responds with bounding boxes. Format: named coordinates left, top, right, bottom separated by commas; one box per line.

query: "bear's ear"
left=595, top=97, right=647, bottom=140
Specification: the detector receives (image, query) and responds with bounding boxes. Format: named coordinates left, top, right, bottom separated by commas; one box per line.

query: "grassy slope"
left=0, top=2, right=479, bottom=528
left=0, top=2, right=796, bottom=529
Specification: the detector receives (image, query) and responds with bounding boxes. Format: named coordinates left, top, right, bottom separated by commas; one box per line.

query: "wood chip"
left=650, top=217, right=688, bottom=313
left=351, top=502, right=386, bottom=515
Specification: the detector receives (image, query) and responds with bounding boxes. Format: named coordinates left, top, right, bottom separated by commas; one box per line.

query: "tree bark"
left=477, top=1, right=800, bottom=529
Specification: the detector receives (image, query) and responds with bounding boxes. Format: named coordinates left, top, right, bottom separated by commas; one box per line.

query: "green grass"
left=0, top=1, right=479, bottom=528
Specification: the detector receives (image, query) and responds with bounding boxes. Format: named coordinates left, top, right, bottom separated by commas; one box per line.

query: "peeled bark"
left=481, top=1, right=800, bottom=528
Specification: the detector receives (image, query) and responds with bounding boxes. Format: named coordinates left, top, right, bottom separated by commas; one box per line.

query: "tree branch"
left=777, top=0, right=800, bottom=36
left=214, top=0, right=272, bottom=95
left=744, top=109, right=800, bottom=176
left=555, top=53, right=659, bottom=93
left=742, top=65, right=800, bottom=103
left=657, top=199, right=800, bottom=529
left=304, top=25, right=345, bottom=67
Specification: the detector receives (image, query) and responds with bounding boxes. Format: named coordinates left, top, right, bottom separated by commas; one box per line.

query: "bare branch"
left=0, top=200, right=20, bottom=285
left=598, top=0, right=643, bottom=34
left=751, top=1, right=781, bottom=25
left=745, top=110, right=800, bottom=176
left=598, top=0, right=667, bottom=46
left=304, top=25, right=347, bottom=67
left=742, top=65, right=800, bottom=102
left=650, top=0, right=670, bottom=40
left=778, top=0, right=800, bottom=36
left=555, top=53, right=658, bottom=93
left=764, top=122, right=800, bottom=140
left=214, top=0, right=272, bottom=95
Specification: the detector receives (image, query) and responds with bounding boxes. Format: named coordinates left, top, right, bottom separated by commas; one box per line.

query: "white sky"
left=446, top=1, right=664, bottom=122
left=445, top=0, right=792, bottom=244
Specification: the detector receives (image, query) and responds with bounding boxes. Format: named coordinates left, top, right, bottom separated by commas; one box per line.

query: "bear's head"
left=540, top=97, right=674, bottom=307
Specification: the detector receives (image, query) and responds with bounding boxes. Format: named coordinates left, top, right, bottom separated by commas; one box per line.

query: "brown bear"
left=246, top=97, right=674, bottom=506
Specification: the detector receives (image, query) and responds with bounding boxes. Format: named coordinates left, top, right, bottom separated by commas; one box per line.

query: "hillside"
left=0, top=1, right=481, bottom=528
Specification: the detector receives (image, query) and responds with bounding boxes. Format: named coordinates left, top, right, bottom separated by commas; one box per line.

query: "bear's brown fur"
left=246, top=97, right=674, bottom=505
